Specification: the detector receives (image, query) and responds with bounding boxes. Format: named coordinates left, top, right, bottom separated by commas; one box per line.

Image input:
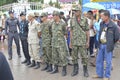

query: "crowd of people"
left=0, top=5, right=120, bottom=80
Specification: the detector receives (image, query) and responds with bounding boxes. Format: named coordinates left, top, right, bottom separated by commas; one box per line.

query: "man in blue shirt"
left=5, top=10, right=21, bottom=60
left=19, top=12, right=31, bottom=65
left=93, top=10, right=119, bottom=80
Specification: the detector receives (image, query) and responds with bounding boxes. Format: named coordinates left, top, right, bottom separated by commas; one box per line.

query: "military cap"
left=8, top=10, right=14, bottom=14
left=20, top=12, right=26, bottom=16
left=73, top=6, right=81, bottom=11
left=34, top=12, right=39, bottom=17
left=40, top=12, right=48, bottom=17
left=53, top=11, right=60, bottom=16
left=28, top=13, right=35, bottom=17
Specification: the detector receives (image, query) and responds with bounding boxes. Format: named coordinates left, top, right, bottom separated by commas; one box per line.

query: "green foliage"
left=0, top=0, right=17, bottom=6
left=54, top=0, right=60, bottom=8
left=0, top=0, right=44, bottom=6
left=28, top=0, right=43, bottom=2
left=49, top=0, right=53, bottom=6
left=41, top=0, right=44, bottom=3
left=79, top=0, right=82, bottom=5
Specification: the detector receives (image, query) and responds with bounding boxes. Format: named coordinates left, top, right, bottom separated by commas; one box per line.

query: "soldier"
left=19, top=12, right=31, bottom=65
left=5, top=10, right=21, bottom=60
left=40, top=12, right=52, bottom=72
left=34, top=12, right=41, bottom=23
left=51, top=11, right=68, bottom=76
left=27, top=13, right=41, bottom=69
left=70, top=6, right=90, bottom=77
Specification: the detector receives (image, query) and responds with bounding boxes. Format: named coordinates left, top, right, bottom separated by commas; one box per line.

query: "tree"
left=40, top=0, right=44, bottom=4
left=49, top=0, right=53, bottom=6
left=54, top=0, right=60, bottom=8
left=28, top=0, right=41, bottom=2
left=0, top=0, right=18, bottom=6
left=79, top=0, right=82, bottom=5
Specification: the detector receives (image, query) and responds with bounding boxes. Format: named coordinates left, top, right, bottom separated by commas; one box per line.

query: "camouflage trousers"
left=52, top=47, right=68, bottom=66
left=42, top=46, right=52, bottom=64
left=71, top=45, right=88, bottom=66
left=29, top=44, right=40, bottom=62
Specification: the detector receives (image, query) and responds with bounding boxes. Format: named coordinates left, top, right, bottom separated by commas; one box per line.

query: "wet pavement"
left=0, top=40, right=120, bottom=80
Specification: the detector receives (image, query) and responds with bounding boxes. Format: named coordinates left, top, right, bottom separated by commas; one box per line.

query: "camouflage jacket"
left=71, top=16, right=89, bottom=46
left=40, top=20, right=52, bottom=47
left=51, top=20, right=67, bottom=48
left=28, top=20, right=41, bottom=44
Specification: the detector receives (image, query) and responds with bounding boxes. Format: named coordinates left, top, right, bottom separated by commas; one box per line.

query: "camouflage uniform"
left=40, top=20, right=52, bottom=64
left=51, top=18, right=68, bottom=67
left=70, top=6, right=89, bottom=77
left=28, top=13, right=41, bottom=63
left=71, top=15, right=89, bottom=65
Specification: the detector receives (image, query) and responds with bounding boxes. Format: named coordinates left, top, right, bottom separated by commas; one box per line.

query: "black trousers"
left=89, top=36, right=95, bottom=55
left=94, top=35, right=99, bottom=49
left=20, top=38, right=30, bottom=60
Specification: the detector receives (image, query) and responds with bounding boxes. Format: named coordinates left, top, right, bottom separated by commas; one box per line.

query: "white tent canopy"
left=42, top=7, right=60, bottom=14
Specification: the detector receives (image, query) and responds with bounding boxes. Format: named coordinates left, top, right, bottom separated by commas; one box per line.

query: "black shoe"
left=34, top=62, right=40, bottom=69
left=46, top=64, right=53, bottom=72
left=22, top=59, right=27, bottom=64
left=28, top=60, right=36, bottom=67
left=71, top=64, right=79, bottom=76
left=51, top=65, right=58, bottom=74
left=62, top=66, right=67, bottom=76
left=18, top=55, right=21, bottom=58
left=83, top=65, right=89, bottom=77
left=41, top=63, right=48, bottom=71
left=26, top=60, right=31, bottom=66
left=8, top=56, right=12, bottom=60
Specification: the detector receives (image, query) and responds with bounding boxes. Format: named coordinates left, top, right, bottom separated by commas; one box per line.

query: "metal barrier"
left=0, top=2, right=42, bottom=11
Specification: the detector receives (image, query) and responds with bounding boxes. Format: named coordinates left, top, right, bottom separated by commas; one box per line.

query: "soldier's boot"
left=26, top=60, right=31, bottom=66
left=41, top=63, right=49, bottom=71
left=51, top=65, right=58, bottom=74
left=46, top=64, right=53, bottom=72
left=29, top=60, right=36, bottom=67
left=83, top=65, right=89, bottom=77
left=34, top=62, right=40, bottom=69
left=71, top=64, right=79, bottom=76
left=62, top=66, right=67, bottom=76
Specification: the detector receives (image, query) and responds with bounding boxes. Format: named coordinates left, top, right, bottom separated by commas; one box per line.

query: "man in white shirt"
left=87, top=11, right=95, bottom=57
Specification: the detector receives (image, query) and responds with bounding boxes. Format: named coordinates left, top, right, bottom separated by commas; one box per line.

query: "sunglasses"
left=75, top=10, right=80, bottom=12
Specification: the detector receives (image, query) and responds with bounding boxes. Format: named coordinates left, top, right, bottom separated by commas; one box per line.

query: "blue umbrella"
left=83, top=2, right=106, bottom=10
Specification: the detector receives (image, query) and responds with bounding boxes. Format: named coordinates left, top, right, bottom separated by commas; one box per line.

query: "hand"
left=69, top=42, right=72, bottom=49
left=86, top=42, right=89, bottom=48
